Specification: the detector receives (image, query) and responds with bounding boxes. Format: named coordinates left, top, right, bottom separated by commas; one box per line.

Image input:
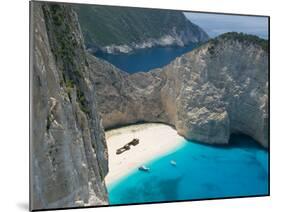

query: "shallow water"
left=108, top=134, right=268, bottom=205
left=94, top=44, right=197, bottom=73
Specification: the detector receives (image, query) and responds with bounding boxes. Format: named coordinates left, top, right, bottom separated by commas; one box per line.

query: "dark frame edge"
left=31, top=0, right=270, bottom=18
left=29, top=0, right=34, bottom=211
left=267, top=16, right=270, bottom=196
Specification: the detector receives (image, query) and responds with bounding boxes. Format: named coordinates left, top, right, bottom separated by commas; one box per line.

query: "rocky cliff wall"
left=90, top=34, right=268, bottom=147
left=30, top=2, right=108, bottom=210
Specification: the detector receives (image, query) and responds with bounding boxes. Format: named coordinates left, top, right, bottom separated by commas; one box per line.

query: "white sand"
left=105, top=123, right=186, bottom=186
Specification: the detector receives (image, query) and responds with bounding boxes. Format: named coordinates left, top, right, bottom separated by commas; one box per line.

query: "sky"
left=184, top=12, right=268, bottom=39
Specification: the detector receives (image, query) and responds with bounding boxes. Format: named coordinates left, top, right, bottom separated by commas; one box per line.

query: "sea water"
left=108, top=134, right=268, bottom=205
left=94, top=44, right=197, bottom=73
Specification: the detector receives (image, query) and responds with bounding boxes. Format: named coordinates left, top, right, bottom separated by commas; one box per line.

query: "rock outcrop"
left=75, top=5, right=209, bottom=53
left=30, top=2, right=108, bottom=210
left=89, top=33, right=268, bottom=147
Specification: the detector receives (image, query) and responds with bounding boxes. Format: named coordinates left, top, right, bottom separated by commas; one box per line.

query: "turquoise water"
left=94, top=44, right=197, bottom=73
left=108, top=134, right=268, bottom=205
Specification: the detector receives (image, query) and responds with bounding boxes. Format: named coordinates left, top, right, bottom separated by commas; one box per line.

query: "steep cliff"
left=90, top=33, right=268, bottom=147
left=30, top=2, right=108, bottom=210
left=75, top=5, right=209, bottom=53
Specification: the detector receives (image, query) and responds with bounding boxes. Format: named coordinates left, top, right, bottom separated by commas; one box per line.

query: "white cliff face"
left=100, top=32, right=204, bottom=54
left=90, top=35, right=268, bottom=147
left=31, top=2, right=108, bottom=210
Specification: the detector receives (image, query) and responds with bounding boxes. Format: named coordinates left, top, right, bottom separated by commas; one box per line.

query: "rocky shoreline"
left=93, top=34, right=205, bottom=54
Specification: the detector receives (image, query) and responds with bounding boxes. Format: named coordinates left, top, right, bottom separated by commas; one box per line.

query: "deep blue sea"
left=108, top=134, right=268, bottom=205
left=94, top=44, right=197, bottom=73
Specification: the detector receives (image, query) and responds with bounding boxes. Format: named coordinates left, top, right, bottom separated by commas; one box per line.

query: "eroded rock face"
left=90, top=35, right=268, bottom=147
left=87, top=55, right=169, bottom=128
left=31, top=2, right=108, bottom=210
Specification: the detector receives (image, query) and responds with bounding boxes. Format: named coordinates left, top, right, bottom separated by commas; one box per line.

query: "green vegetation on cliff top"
left=75, top=5, right=206, bottom=47
left=212, top=32, right=268, bottom=52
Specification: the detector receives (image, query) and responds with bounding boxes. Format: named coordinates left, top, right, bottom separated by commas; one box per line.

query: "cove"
left=94, top=44, right=197, bottom=73
left=107, top=134, right=268, bottom=205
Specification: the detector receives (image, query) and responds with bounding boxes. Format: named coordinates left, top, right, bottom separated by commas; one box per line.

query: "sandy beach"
left=105, top=123, right=186, bottom=186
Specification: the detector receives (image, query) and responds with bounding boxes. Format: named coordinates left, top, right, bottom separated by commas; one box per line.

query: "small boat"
left=138, top=165, right=150, bottom=172
left=123, top=144, right=130, bottom=150
left=116, top=148, right=125, bottom=155
left=170, top=160, right=177, bottom=166
left=129, top=138, right=139, bottom=146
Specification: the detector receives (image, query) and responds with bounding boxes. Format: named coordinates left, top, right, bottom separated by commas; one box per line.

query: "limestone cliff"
left=30, top=2, right=108, bottom=210
left=90, top=33, right=268, bottom=147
